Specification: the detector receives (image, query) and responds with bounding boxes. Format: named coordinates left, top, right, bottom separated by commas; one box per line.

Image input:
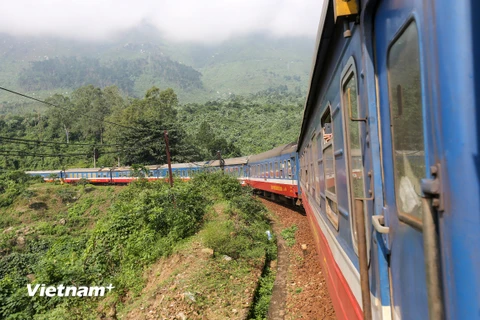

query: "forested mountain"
left=0, top=85, right=302, bottom=170
left=0, top=25, right=314, bottom=111
left=18, top=55, right=203, bottom=95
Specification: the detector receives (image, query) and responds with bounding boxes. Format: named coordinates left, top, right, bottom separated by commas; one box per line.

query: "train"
left=25, top=145, right=301, bottom=200
left=26, top=0, right=480, bottom=319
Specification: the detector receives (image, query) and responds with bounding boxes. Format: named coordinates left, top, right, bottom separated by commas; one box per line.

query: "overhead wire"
left=0, top=86, right=178, bottom=134
left=0, top=150, right=122, bottom=158
left=0, top=86, right=190, bottom=165
left=0, top=136, right=121, bottom=147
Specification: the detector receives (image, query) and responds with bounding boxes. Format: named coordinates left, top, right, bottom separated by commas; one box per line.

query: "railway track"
left=261, top=198, right=335, bottom=319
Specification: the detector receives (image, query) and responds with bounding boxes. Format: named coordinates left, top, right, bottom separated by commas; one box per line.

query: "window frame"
left=340, top=56, right=368, bottom=255
left=386, top=18, right=425, bottom=231
left=321, top=103, right=339, bottom=230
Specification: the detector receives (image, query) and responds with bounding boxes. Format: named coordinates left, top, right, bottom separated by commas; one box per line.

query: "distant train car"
left=62, top=167, right=113, bottom=183
left=25, top=170, right=62, bottom=182
left=245, top=142, right=300, bottom=199
left=207, top=156, right=250, bottom=183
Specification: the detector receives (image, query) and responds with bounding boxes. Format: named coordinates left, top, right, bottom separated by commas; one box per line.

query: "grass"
left=281, top=225, right=298, bottom=247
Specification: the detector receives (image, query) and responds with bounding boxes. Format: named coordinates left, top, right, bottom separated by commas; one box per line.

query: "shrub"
left=203, top=221, right=251, bottom=259
left=55, top=188, right=77, bottom=203
left=75, top=178, right=89, bottom=187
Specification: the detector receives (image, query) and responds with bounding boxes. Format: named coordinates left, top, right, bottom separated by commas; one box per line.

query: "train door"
left=341, top=57, right=381, bottom=319
left=374, top=0, right=441, bottom=319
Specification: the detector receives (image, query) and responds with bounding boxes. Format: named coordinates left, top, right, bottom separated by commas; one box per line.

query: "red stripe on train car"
left=245, top=179, right=298, bottom=198
left=302, top=190, right=363, bottom=320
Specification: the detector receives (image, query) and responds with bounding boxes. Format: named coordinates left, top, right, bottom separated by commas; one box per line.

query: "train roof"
left=26, top=170, right=61, bottom=174
left=298, top=0, right=332, bottom=149
left=64, top=167, right=125, bottom=172
left=159, top=163, right=204, bottom=169
left=248, top=142, right=297, bottom=163
left=207, top=156, right=249, bottom=167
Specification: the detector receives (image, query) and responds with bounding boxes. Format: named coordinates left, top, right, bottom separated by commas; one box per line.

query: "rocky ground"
left=262, top=198, right=336, bottom=320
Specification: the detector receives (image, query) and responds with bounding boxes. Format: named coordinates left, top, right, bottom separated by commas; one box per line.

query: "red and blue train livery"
left=297, top=0, right=480, bottom=319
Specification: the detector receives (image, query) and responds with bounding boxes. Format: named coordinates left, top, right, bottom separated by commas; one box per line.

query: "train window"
left=388, top=21, right=425, bottom=224
left=305, top=150, right=309, bottom=187
left=312, top=134, right=320, bottom=204
left=342, top=61, right=366, bottom=250
left=274, top=162, right=278, bottom=178
left=322, top=107, right=339, bottom=229
left=307, top=143, right=313, bottom=192
left=287, top=159, right=291, bottom=178
left=316, top=134, right=323, bottom=193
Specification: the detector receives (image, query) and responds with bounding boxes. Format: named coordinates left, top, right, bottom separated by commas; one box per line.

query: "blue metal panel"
left=435, top=1, right=480, bottom=318
left=374, top=0, right=430, bottom=318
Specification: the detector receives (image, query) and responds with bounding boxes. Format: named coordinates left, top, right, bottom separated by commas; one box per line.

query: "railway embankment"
left=262, top=198, right=336, bottom=320
left=0, top=171, right=277, bottom=319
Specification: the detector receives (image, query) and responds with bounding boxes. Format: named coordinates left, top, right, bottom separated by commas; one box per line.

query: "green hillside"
left=0, top=28, right=314, bottom=111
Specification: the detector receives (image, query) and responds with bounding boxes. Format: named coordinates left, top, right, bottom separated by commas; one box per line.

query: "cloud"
left=0, top=0, right=323, bottom=42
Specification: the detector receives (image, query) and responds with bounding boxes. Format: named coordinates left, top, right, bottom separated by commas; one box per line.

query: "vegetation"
left=0, top=171, right=43, bottom=209
left=281, top=225, right=298, bottom=247
left=0, top=84, right=302, bottom=171
left=0, top=171, right=277, bottom=319
left=180, top=86, right=304, bottom=155
left=249, top=267, right=276, bottom=320
left=18, top=55, right=203, bottom=96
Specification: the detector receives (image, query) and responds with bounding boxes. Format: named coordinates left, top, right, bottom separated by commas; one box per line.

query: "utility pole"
left=217, top=151, right=225, bottom=173
left=164, top=130, right=174, bottom=187
left=93, top=147, right=97, bottom=168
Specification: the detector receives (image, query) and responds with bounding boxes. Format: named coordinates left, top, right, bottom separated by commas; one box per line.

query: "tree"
left=71, top=85, right=109, bottom=143
left=108, top=87, right=199, bottom=165
left=45, top=94, right=74, bottom=143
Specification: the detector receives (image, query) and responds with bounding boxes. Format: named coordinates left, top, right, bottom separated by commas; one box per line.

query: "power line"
left=0, top=86, right=176, bottom=134
left=0, top=149, right=122, bottom=158
left=0, top=136, right=120, bottom=147
left=0, top=151, right=87, bottom=158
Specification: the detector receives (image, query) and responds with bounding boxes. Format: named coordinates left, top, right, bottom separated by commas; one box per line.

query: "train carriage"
left=298, top=0, right=480, bottom=319
left=245, top=142, right=300, bottom=199
left=207, top=156, right=250, bottom=183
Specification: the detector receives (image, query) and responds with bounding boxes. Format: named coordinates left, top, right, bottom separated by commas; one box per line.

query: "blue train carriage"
left=245, top=142, right=300, bottom=200
left=299, top=0, right=480, bottom=319
left=207, top=156, right=250, bottom=183
left=62, top=167, right=113, bottom=183
left=158, top=163, right=204, bottom=180
left=25, top=170, right=62, bottom=182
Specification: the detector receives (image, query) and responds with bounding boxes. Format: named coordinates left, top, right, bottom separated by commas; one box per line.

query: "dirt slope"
left=262, top=199, right=335, bottom=320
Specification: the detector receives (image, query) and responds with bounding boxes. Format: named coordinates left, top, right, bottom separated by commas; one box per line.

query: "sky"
left=0, top=0, right=324, bottom=43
